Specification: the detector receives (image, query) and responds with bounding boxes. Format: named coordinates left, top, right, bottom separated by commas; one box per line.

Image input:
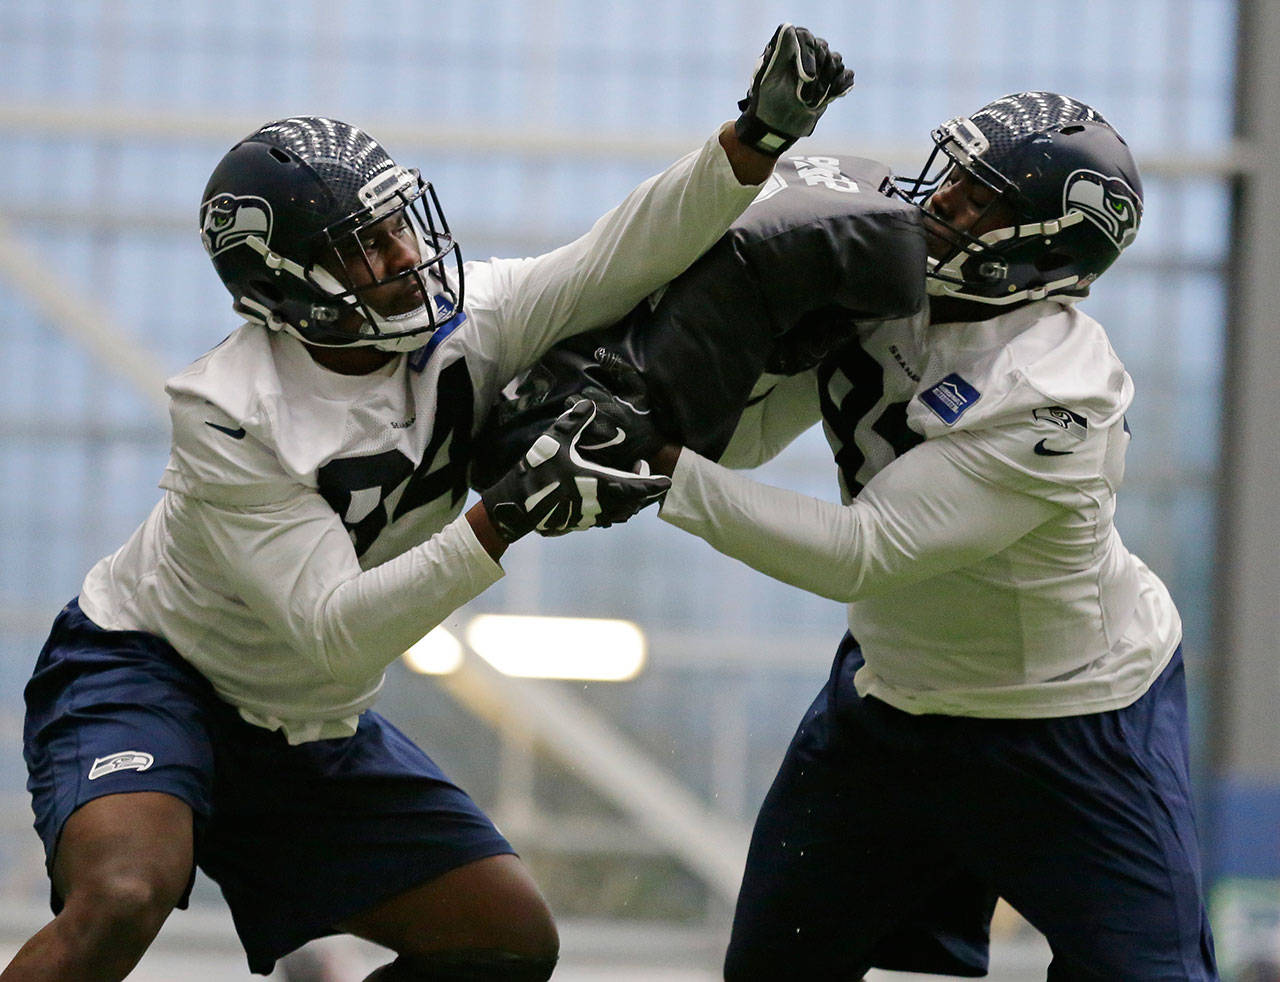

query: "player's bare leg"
left=339, top=853, right=559, bottom=980
left=0, top=792, right=193, bottom=982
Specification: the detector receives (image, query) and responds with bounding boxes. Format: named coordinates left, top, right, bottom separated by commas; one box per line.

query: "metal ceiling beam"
left=438, top=649, right=752, bottom=904
left=0, top=213, right=169, bottom=415
left=0, top=101, right=1259, bottom=177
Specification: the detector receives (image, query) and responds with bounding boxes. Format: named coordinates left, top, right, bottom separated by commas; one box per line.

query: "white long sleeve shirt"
left=80, top=130, right=763, bottom=743
left=662, top=299, right=1181, bottom=718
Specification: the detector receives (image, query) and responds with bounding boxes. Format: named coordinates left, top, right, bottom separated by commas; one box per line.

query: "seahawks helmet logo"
left=200, top=192, right=273, bottom=257
left=1064, top=170, right=1141, bottom=251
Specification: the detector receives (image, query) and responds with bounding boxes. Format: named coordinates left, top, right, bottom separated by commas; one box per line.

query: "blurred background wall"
left=1, top=1, right=1275, bottom=978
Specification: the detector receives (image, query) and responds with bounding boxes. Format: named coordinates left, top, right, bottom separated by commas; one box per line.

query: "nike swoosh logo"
left=1033, top=439, right=1072, bottom=457
left=579, top=427, right=626, bottom=452
left=205, top=421, right=247, bottom=439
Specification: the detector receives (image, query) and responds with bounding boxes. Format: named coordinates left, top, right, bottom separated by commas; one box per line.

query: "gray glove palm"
left=736, top=23, right=854, bottom=157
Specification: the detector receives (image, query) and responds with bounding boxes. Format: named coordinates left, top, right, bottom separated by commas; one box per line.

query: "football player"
left=7, top=25, right=853, bottom=982
left=586, top=93, right=1219, bottom=979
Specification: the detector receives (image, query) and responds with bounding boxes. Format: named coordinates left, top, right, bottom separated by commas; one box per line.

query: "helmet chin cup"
left=281, top=318, right=436, bottom=353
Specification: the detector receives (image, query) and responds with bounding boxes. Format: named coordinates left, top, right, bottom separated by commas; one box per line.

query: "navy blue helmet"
left=888, top=92, right=1143, bottom=306
left=199, top=117, right=463, bottom=350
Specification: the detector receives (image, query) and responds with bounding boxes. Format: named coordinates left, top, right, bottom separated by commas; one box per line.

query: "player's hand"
left=570, top=347, right=667, bottom=473
left=479, top=400, right=671, bottom=543
left=735, top=23, right=854, bottom=157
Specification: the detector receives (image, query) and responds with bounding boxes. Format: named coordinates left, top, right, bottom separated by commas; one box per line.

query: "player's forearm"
left=311, top=515, right=503, bottom=685
left=650, top=444, right=683, bottom=477
left=714, top=372, right=824, bottom=470
left=200, top=497, right=502, bottom=687
left=718, top=121, right=777, bottom=186
left=658, top=443, right=1059, bottom=603
left=465, top=501, right=508, bottom=561
left=659, top=450, right=868, bottom=601
left=496, top=128, right=766, bottom=379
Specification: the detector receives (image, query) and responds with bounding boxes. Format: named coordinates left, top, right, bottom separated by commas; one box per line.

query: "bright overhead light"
left=465, top=615, right=646, bottom=681
left=402, top=625, right=464, bottom=675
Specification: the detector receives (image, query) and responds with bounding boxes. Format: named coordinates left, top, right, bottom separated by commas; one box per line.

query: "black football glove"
left=569, top=347, right=668, bottom=473
left=735, top=23, right=854, bottom=157
left=480, top=400, right=671, bottom=543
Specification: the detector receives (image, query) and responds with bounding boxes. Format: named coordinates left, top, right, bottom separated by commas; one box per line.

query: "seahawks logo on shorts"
left=1064, top=170, right=1141, bottom=250
left=88, top=750, right=155, bottom=781
left=200, top=192, right=273, bottom=257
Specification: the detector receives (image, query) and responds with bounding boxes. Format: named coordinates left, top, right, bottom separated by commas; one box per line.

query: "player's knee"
left=64, top=867, right=182, bottom=945
left=42, top=873, right=180, bottom=974
left=362, top=948, right=559, bottom=981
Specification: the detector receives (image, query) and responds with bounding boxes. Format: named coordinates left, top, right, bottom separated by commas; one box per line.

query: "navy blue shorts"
left=724, top=634, right=1218, bottom=981
left=23, top=599, right=514, bottom=976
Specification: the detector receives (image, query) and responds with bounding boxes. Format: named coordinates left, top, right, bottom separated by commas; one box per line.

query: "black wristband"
left=734, top=112, right=798, bottom=158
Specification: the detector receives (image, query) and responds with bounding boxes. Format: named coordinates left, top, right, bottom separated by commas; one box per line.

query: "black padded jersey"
left=472, top=154, right=926, bottom=488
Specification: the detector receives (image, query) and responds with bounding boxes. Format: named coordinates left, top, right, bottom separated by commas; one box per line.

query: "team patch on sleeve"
left=920, top=373, right=981, bottom=425
left=1033, top=406, right=1088, bottom=439
left=1032, top=406, right=1089, bottom=456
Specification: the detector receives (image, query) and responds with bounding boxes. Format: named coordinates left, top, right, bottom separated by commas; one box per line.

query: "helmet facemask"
left=302, top=167, right=465, bottom=351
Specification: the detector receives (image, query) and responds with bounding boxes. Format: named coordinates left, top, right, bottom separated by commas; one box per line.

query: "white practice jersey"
left=662, top=298, right=1181, bottom=718
left=80, top=130, right=762, bottom=743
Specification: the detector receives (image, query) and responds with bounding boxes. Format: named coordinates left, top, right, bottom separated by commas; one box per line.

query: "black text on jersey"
left=316, top=359, right=474, bottom=556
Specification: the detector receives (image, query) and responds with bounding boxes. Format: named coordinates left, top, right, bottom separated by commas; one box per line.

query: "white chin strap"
left=927, top=211, right=1087, bottom=305
left=926, top=260, right=1080, bottom=306
left=359, top=303, right=439, bottom=351
left=275, top=299, right=443, bottom=352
